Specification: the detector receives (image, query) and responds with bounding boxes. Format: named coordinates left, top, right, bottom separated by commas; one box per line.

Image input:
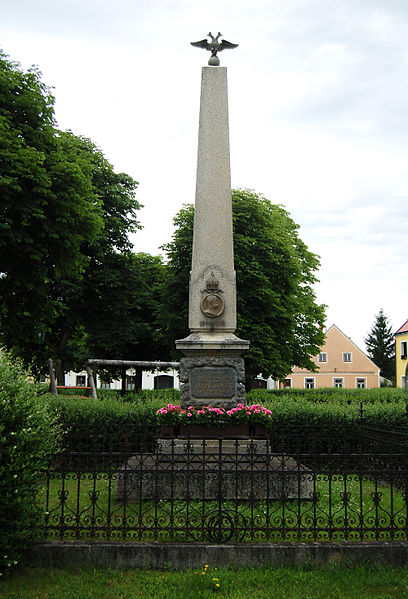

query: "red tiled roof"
left=395, top=319, right=408, bottom=335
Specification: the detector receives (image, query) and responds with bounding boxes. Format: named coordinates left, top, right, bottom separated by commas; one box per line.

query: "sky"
left=1, top=0, right=407, bottom=350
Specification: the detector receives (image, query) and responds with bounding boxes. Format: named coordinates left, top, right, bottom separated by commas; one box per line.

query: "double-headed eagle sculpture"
left=191, top=32, right=238, bottom=65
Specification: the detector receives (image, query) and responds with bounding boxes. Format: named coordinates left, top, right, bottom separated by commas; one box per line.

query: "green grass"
left=2, top=563, right=408, bottom=598
left=35, top=471, right=408, bottom=542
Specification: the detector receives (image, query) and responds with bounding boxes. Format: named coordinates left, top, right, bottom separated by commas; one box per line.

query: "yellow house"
left=284, top=324, right=380, bottom=389
left=395, top=319, right=408, bottom=389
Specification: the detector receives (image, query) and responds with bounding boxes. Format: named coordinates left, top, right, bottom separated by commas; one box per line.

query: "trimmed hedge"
left=42, top=388, right=408, bottom=457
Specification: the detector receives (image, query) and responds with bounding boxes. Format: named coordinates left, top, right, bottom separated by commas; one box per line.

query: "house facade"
left=283, top=324, right=380, bottom=389
left=395, top=319, right=408, bottom=389
left=65, top=367, right=180, bottom=391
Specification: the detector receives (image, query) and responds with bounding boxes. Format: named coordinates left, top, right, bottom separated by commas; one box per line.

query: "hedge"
left=42, top=388, right=408, bottom=457
left=0, top=354, right=61, bottom=577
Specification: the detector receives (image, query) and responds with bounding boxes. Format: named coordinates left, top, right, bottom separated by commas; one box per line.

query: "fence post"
left=359, top=401, right=364, bottom=455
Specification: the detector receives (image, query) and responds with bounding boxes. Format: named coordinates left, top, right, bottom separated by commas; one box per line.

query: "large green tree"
left=161, top=189, right=326, bottom=384
left=0, top=53, right=105, bottom=341
left=39, top=131, right=142, bottom=381
left=0, top=51, right=159, bottom=379
left=365, top=309, right=395, bottom=383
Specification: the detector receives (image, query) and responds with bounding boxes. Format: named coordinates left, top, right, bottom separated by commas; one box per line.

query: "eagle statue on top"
left=191, top=32, right=238, bottom=65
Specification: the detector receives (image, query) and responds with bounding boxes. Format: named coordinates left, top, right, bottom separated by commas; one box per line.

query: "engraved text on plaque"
left=190, top=367, right=236, bottom=399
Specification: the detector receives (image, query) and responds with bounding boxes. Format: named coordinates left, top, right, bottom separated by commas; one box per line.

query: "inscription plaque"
left=190, top=367, right=236, bottom=399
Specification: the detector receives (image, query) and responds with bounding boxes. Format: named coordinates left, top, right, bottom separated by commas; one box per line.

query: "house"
left=395, top=319, right=408, bottom=389
left=282, top=324, right=380, bottom=389
left=65, top=367, right=180, bottom=391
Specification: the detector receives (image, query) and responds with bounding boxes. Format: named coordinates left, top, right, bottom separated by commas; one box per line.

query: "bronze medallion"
left=201, top=293, right=225, bottom=318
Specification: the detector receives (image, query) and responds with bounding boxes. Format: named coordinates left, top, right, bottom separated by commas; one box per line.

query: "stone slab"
left=190, top=366, right=236, bottom=398
left=114, top=447, right=312, bottom=502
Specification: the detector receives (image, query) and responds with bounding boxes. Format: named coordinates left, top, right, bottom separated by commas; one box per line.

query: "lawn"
left=35, top=469, right=408, bottom=542
left=1, top=563, right=408, bottom=598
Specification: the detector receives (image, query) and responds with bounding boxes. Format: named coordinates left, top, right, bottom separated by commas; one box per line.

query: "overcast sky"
left=1, top=0, right=407, bottom=350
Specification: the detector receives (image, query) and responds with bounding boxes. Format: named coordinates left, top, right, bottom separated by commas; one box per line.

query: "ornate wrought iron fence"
left=35, top=418, right=408, bottom=543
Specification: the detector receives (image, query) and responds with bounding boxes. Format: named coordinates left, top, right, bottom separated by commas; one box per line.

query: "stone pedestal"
left=115, top=438, right=313, bottom=503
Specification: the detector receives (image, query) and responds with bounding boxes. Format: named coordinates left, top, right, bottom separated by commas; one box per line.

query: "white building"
left=65, top=367, right=180, bottom=391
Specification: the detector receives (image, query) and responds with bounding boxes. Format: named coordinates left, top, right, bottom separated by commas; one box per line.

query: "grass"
left=2, top=563, right=408, bottom=598
left=35, top=470, right=408, bottom=542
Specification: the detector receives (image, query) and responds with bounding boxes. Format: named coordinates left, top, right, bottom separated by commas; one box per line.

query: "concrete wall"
left=25, top=541, right=408, bottom=570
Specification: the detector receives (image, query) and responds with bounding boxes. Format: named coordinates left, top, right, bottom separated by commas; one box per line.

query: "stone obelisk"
left=176, top=40, right=249, bottom=409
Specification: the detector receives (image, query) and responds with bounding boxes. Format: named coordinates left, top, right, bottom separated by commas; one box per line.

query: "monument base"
left=115, top=439, right=312, bottom=503
left=176, top=332, right=249, bottom=409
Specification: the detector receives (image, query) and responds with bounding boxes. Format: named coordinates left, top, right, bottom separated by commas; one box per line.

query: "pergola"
left=84, top=359, right=180, bottom=399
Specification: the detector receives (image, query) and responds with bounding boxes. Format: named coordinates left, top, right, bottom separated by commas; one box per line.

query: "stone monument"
left=176, top=34, right=249, bottom=409
left=114, top=38, right=313, bottom=507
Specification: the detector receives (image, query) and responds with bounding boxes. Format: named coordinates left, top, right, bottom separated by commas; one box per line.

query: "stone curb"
left=25, top=541, right=408, bottom=569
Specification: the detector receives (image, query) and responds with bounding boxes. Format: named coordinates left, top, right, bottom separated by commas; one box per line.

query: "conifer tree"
left=365, top=309, right=395, bottom=383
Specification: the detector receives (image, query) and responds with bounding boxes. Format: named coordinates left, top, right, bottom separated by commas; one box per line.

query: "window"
left=100, top=382, right=110, bottom=389
left=318, top=353, right=327, bottom=363
left=401, top=341, right=407, bottom=359
left=305, top=378, right=315, bottom=389
left=356, top=378, right=366, bottom=389
left=343, top=352, right=352, bottom=363
left=76, top=375, right=86, bottom=387
left=283, top=378, right=292, bottom=389
left=154, top=375, right=174, bottom=390
left=126, top=376, right=136, bottom=390
left=333, top=378, right=344, bottom=388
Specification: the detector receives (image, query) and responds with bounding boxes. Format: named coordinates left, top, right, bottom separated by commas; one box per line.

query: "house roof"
left=395, top=319, right=408, bottom=336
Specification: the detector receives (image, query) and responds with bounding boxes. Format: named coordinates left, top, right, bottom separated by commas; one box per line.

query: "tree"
left=82, top=251, right=167, bottom=389
left=0, top=51, right=146, bottom=378
left=365, top=309, right=395, bottom=383
left=0, top=52, right=103, bottom=356
left=38, top=131, right=142, bottom=382
left=160, top=189, right=326, bottom=384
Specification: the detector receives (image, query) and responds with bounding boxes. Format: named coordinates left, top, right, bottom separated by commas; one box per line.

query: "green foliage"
left=0, top=53, right=105, bottom=357
left=365, top=309, right=395, bottom=383
left=0, top=50, right=157, bottom=379
left=160, top=190, right=326, bottom=384
left=46, top=394, right=163, bottom=453
left=83, top=252, right=167, bottom=364
left=42, top=388, right=408, bottom=456
left=0, top=353, right=61, bottom=577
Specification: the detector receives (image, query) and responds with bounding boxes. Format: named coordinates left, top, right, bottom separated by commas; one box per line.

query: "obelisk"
left=176, top=35, right=249, bottom=409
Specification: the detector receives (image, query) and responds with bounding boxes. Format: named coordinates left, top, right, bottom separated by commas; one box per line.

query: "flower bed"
left=156, top=403, right=272, bottom=426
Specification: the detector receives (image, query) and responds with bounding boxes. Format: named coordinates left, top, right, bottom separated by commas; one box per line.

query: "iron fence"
left=34, top=417, right=408, bottom=544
